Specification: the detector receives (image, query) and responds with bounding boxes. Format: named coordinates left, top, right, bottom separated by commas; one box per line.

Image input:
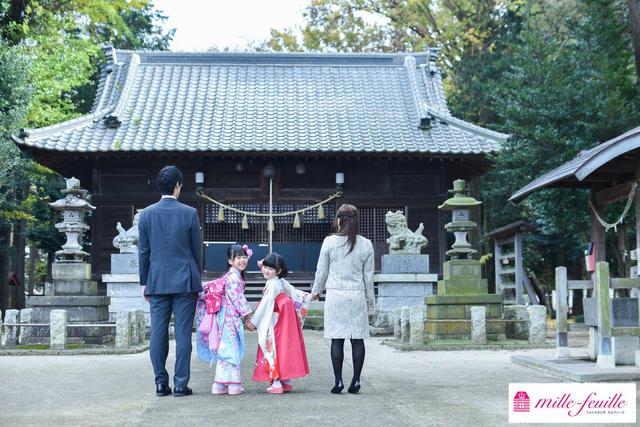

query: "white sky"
left=153, top=0, right=309, bottom=51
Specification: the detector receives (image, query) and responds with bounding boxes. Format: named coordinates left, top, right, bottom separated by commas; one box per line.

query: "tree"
left=0, top=0, right=174, bottom=305
left=0, top=36, right=32, bottom=309
left=483, top=0, right=640, bottom=291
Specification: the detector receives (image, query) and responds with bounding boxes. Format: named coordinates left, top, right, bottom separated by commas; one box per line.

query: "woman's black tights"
left=330, top=338, right=365, bottom=387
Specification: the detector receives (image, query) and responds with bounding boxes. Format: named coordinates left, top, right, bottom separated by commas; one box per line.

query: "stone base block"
left=111, top=253, right=139, bottom=274
left=45, top=280, right=97, bottom=296
left=28, top=296, right=110, bottom=307
left=110, top=297, right=151, bottom=314
left=437, top=278, right=488, bottom=295
left=425, top=294, right=502, bottom=305
left=106, top=281, right=143, bottom=298
left=442, top=259, right=482, bottom=280
left=613, top=336, right=640, bottom=365
left=425, top=319, right=505, bottom=339
left=596, top=354, right=616, bottom=369
left=504, top=305, right=529, bottom=339
left=425, top=294, right=503, bottom=322
left=381, top=255, right=429, bottom=274
left=52, top=262, right=91, bottom=281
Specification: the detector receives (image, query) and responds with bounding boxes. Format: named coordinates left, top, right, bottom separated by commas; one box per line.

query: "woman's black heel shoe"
left=348, top=381, right=361, bottom=394
left=331, top=381, right=344, bottom=394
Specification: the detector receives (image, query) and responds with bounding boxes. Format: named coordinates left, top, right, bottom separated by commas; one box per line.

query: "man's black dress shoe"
left=173, top=386, right=193, bottom=397
left=156, top=384, right=172, bottom=396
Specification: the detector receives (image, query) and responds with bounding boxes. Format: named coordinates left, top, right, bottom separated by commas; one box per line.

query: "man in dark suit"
left=138, top=165, right=202, bottom=397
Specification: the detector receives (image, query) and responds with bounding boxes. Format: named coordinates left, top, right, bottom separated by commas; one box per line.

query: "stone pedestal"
left=425, top=294, right=504, bottom=339
left=375, top=255, right=437, bottom=314
left=26, top=262, right=111, bottom=344
left=438, top=259, right=488, bottom=295
left=425, top=259, right=504, bottom=340
left=103, top=253, right=148, bottom=323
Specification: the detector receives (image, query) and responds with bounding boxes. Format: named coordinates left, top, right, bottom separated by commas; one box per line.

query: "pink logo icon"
left=514, top=391, right=530, bottom=412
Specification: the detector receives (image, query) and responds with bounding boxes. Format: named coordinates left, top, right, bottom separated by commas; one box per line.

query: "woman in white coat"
left=311, top=204, right=374, bottom=394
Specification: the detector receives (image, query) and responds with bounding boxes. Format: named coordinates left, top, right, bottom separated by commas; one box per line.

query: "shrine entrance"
left=202, top=203, right=402, bottom=273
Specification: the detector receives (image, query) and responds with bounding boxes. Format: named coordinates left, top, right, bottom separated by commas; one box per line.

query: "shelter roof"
left=509, top=126, right=640, bottom=203
left=13, top=48, right=508, bottom=156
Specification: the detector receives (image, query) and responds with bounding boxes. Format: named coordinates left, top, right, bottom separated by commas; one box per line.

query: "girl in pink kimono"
left=247, top=253, right=311, bottom=394
left=196, top=244, right=255, bottom=395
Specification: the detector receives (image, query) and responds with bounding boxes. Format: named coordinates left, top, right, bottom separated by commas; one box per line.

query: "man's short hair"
left=156, top=166, right=184, bottom=195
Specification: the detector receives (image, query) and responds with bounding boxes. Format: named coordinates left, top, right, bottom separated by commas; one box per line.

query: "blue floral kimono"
left=196, top=267, right=252, bottom=384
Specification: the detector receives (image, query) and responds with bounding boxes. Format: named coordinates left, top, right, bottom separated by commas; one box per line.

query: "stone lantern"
left=423, top=178, right=504, bottom=340
left=25, top=177, right=111, bottom=344
left=438, top=178, right=481, bottom=259
left=48, top=177, right=96, bottom=262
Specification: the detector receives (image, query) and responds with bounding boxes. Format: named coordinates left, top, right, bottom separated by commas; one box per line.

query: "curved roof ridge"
left=426, top=107, right=510, bottom=142
left=103, top=53, right=140, bottom=128
left=13, top=106, right=114, bottom=144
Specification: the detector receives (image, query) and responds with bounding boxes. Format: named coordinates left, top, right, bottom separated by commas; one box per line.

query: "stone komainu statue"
left=385, top=210, right=428, bottom=254
left=113, top=210, right=142, bottom=254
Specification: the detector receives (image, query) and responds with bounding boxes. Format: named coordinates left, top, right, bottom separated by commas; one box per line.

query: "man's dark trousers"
left=149, top=293, right=198, bottom=388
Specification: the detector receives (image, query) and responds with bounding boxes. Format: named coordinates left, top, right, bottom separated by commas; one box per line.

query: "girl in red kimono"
left=247, top=253, right=311, bottom=394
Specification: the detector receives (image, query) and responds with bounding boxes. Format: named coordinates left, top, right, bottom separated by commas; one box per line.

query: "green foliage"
left=482, top=0, right=640, bottom=278
left=266, top=0, right=640, bottom=282
left=0, top=0, right=174, bottom=267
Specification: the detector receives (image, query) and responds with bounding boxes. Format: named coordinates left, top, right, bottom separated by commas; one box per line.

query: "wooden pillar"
left=635, top=159, right=640, bottom=277
left=590, top=191, right=606, bottom=262
left=494, top=240, right=502, bottom=295
left=555, top=266, right=570, bottom=358
left=514, top=231, right=524, bottom=304
left=595, top=261, right=614, bottom=368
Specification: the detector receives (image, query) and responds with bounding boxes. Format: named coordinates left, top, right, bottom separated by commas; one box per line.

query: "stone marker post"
left=400, top=306, right=410, bottom=343
left=115, top=311, right=133, bottom=348
left=2, top=309, right=19, bottom=346
left=19, top=308, right=34, bottom=345
left=50, top=310, right=67, bottom=350
left=527, top=305, right=547, bottom=345
left=409, top=306, right=425, bottom=346
left=393, top=308, right=402, bottom=340
left=471, top=306, right=487, bottom=344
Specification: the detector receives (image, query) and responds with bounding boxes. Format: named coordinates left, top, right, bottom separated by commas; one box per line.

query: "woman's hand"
left=310, top=293, right=320, bottom=301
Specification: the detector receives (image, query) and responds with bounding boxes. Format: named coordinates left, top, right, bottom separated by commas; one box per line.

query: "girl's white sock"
left=272, top=379, right=282, bottom=388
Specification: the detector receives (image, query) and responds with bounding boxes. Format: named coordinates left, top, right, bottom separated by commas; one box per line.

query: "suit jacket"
left=138, top=197, right=203, bottom=295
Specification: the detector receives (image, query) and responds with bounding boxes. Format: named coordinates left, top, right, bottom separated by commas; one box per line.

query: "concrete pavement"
left=1, top=331, right=638, bottom=426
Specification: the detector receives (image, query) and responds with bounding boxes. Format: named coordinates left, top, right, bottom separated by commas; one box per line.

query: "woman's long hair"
left=332, top=204, right=359, bottom=254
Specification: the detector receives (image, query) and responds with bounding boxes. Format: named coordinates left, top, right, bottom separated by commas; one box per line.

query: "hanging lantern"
left=242, top=214, right=249, bottom=229
left=293, top=213, right=301, bottom=228
left=218, top=207, right=225, bottom=222
left=317, top=204, right=325, bottom=220
left=268, top=217, right=275, bottom=232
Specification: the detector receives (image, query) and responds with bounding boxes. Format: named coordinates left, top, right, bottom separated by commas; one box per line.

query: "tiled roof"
left=13, top=48, right=508, bottom=155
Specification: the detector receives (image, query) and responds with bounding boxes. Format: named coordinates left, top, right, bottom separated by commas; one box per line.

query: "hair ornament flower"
left=257, top=259, right=264, bottom=269
left=242, top=244, right=253, bottom=258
